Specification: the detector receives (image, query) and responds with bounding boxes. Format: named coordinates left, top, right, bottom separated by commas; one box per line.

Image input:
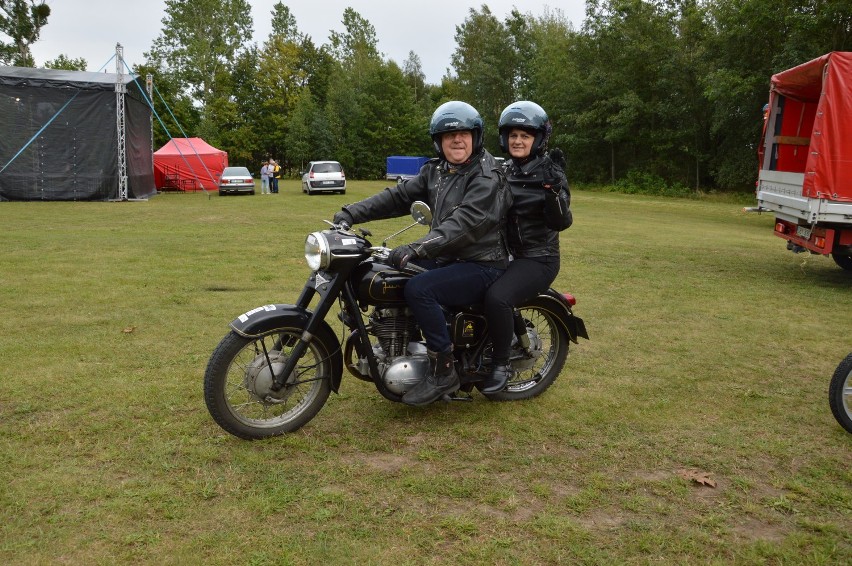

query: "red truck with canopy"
left=755, top=51, right=852, bottom=270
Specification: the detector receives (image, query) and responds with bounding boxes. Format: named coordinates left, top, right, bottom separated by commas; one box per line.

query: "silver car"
left=218, top=166, right=255, bottom=196
left=301, top=161, right=346, bottom=195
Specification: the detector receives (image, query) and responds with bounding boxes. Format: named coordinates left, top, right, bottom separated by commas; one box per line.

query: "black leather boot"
left=480, top=364, right=513, bottom=394
left=403, top=350, right=459, bottom=406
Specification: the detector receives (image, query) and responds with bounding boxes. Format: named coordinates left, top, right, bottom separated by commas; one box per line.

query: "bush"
left=612, top=170, right=693, bottom=197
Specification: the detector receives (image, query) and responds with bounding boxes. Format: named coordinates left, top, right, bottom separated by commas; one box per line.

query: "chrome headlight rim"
left=305, top=231, right=330, bottom=271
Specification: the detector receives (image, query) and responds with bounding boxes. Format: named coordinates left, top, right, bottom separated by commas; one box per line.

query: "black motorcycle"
left=203, top=202, right=589, bottom=439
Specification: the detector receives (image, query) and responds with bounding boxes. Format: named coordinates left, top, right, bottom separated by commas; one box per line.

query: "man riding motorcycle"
left=333, top=100, right=511, bottom=406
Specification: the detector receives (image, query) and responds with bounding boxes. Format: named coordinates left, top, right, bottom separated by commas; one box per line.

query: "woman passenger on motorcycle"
left=332, top=101, right=511, bottom=406
left=479, top=101, right=573, bottom=394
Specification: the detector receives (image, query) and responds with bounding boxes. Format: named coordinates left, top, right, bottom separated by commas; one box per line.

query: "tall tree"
left=205, top=46, right=261, bottom=164
left=285, top=88, right=320, bottom=170
left=255, top=3, right=334, bottom=169
left=328, top=7, right=380, bottom=64
left=43, top=54, right=86, bottom=71
left=402, top=51, right=427, bottom=103
left=146, top=0, right=252, bottom=108
left=0, top=0, right=50, bottom=66
left=270, top=1, right=299, bottom=41
left=450, top=5, right=516, bottom=151
left=523, top=9, right=588, bottom=172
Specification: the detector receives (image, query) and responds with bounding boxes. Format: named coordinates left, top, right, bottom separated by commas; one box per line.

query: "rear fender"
left=519, top=290, right=590, bottom=343
left=228, top=304, right=343, bottom=392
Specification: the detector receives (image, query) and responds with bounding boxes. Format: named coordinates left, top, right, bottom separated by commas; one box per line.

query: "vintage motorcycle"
left=203, top=202, right=589, bottom=439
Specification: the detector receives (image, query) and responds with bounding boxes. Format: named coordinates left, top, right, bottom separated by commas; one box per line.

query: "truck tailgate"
left=758, top=170, right=852, bottom=225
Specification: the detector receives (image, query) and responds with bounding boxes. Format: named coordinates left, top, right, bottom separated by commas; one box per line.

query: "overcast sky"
left=28, top=0, right=586, bottom=84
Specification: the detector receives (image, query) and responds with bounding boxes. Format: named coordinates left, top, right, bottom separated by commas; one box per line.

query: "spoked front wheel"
left=829, top=352, right=852, bottom=433
left=203, top=326, right=337, bottom=439
left=481, top=305, right=570, bottom=401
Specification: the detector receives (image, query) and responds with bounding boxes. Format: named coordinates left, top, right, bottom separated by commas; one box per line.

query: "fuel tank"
left=354, top=260, right=412, bottom=305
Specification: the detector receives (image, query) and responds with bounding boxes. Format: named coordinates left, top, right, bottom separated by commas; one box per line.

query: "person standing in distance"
left=333, top=101, right=511, bottom=406
left=480, top=101, right=573, bottom=394
left=270, top=159, right=280, bottom=194
left=260, top=160, right=271, bottom=194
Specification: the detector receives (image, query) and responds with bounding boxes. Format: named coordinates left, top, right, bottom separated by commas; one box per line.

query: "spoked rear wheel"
left=203, top=327, right=335, bottom=439
left=829, top=353, right=852, bottom=433
left=481, top=305, right=569, bottom=401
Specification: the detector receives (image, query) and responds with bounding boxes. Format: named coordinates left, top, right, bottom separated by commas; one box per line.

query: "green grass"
left=1, top=181, right=850, bottom=564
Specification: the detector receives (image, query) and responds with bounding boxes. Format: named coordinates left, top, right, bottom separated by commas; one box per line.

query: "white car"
left=301, top=161, right=346, bottom=195
left=217, top=166, right=255, bottom=196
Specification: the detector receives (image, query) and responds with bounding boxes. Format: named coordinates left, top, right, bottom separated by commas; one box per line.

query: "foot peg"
left=443, top=392, right=473, bottom=402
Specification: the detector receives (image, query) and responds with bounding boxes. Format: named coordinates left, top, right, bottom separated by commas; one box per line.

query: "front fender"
left=519, top=290, right=590, bottom=344
left=229, top=304, right=313, bottom=338
left=228, top=303, right=343, bottom=393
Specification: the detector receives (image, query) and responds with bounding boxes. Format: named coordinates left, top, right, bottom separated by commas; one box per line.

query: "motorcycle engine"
left=345, top=306, right=429, bottom=394
left=369, top=306, right=418, bottom=357
left=369, top=306, right=429, bottom=395
left=383, top=350, right=429, bottom=395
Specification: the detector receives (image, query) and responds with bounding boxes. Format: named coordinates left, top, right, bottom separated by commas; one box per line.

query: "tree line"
left=3, top=0, right=851, bottom=190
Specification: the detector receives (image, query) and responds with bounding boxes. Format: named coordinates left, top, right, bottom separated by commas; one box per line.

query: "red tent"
left=765, top=52, right=852, bottom=202
left=153, top=138, right=228, bottom=191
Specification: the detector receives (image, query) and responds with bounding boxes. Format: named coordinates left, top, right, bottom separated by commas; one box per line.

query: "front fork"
left=270, top=273, right=341, bottom=391
left=270, top=272, right=380, bottom=392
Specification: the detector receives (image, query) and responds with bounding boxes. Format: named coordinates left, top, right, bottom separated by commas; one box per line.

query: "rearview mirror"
left=410, top=201, right=432, bottom=225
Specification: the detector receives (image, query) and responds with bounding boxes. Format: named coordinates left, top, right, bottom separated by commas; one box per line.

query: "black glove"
left=388, top=244, right=418, bottom=270
left=333, top=209, right=354, bottom=228
left=543, top=148, right=566, bottom=191
left=548, top=147, right=566, bottom=170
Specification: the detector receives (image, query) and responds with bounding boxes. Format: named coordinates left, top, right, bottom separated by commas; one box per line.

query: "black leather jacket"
left=504, top=153, right=572, bottom=259
left=342, top=150, right=511, bottom=265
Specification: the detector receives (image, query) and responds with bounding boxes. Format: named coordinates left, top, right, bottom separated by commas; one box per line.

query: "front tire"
left=203, top=326, right=336, bottom=439
left=480, top=305, right=570, bottom=401
left=829, top=352, right=852, bottom=433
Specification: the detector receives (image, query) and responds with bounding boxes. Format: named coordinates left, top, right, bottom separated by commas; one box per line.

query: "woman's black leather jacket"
left=504, top=153, right=572, bottom=259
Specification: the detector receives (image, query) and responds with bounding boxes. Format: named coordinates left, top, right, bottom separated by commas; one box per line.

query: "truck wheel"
left=831, top=253, right=852, bottom=271
left=829, top=353, right=852, bottom=433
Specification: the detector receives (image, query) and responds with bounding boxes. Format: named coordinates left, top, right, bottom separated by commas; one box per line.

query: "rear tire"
left=203, top=327, right=336, bottom=439
left=480, top=305, right=570, bottom=401
left=832, top=253, right=852, bottom=271
left=829, top=353, right=852, bottom=433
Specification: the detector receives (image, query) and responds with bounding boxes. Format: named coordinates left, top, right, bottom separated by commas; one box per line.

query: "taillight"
left=309, top=171, right=315, bottom=178
left=563, top=293, right=576, bottom=306
left=775, top=222, right=787, bottom=234
left=815, top=236, right=826, bottom=248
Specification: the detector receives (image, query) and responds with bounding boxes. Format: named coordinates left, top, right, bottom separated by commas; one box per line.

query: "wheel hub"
left=511, top=329, right=543, bottom=371
left=244, top=351, right=292, bottom=401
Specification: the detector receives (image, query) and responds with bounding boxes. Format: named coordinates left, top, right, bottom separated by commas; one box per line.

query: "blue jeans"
left=404, top=261, right=505, bottom=353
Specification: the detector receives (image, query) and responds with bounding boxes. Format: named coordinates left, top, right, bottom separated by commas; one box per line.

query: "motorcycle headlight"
left=305, top=231, right=330, bottom=271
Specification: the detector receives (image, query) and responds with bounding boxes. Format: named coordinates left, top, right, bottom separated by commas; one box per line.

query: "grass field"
left=1, top=181, right=850, bottom=564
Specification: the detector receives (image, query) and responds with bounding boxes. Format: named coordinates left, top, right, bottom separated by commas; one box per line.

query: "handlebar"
left=369, top=246, right=427, bottom=274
